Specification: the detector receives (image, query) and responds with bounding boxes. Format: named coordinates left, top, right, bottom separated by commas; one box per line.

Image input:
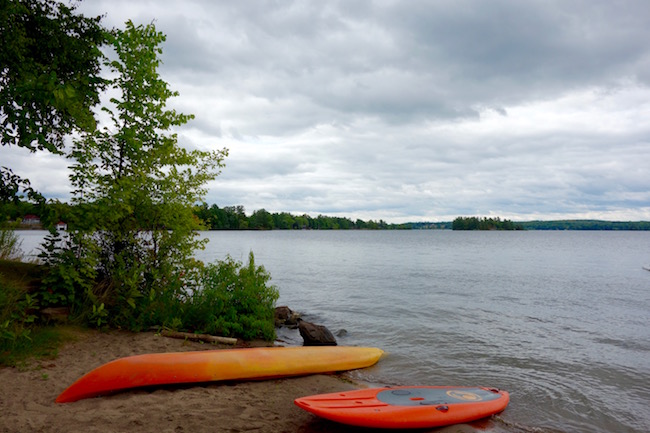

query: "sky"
left=3, top=0, right=650, bottom=223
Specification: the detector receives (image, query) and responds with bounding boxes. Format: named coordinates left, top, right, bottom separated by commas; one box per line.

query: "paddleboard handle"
left=436, top=405, right=449, bottom=412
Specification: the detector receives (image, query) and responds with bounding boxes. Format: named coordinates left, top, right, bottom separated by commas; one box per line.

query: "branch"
left=161, top=330, right=237, bottom=345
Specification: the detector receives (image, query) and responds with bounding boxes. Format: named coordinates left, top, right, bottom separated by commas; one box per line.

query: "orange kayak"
left=56, top=346, right=383, bottom=403
left=295, top=386, right=509, bottom=429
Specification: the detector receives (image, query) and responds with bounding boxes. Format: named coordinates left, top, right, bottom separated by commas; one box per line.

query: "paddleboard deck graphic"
left=56, top=346, right=383, bottom=403
left=295, top=386, right=509, bottom=429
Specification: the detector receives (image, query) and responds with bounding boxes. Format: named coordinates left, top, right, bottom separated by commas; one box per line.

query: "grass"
left=0, top=259, right=74, bottom=368
left=0, top=259, right=47, bottom=291
left=1, top=326, right=69, bottom=369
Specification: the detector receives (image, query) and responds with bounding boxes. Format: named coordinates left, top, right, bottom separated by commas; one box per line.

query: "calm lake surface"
left=18, top=230, right=650, bottom=432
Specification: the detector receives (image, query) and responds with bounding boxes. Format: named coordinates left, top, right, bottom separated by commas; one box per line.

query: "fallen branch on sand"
left=161, top=330, right=237, bottom=345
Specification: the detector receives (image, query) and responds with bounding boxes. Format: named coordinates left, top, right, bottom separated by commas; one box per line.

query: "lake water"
left=17, top=230, right=650, bottom=432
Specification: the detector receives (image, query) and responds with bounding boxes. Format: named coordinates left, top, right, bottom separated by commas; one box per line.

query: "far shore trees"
left=452, top=216, right=523, bottom=230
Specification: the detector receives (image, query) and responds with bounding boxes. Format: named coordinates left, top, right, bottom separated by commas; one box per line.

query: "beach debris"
left=40, top=307, right=70, bottom=323
left=160, top=330, right=237, bottom=345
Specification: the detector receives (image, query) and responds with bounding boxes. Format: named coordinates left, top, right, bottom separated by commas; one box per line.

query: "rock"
left=335, top=329, right=348, bottom=337
left=274, top=306, right=301, bottom=328
left=298, top=318, right=337, bottom=346
left=275, top=306, right=292, bottom=325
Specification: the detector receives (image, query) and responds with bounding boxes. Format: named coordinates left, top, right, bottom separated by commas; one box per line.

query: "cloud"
left=3, top=0, right=650, bottom=222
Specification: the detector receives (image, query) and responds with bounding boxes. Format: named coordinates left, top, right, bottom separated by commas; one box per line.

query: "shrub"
left=38, top=230, right=97, bottom=311
left=37, top=233, right=280, bottom=341
left=0, top=273, right=38, bottom=358
left=183, top=252, right=279, bottom=341
left=0, top=228, right=23, bottom=261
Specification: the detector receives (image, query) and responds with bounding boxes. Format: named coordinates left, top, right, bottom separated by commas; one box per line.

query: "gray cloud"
left=3, top=0, right=650, bottom=222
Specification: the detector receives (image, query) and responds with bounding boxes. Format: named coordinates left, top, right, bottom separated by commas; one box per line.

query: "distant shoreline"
left=8, top=219, right=650, bottom=231
left=200, top=219, right=650, bottom=230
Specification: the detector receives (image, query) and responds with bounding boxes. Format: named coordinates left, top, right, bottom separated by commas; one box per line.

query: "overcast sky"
left=4, top=0, right=650, bottom=223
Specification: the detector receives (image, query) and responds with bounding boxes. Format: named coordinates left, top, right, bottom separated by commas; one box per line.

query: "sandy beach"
left=0, top=329, right=499, bottom=433
left=0, top=328, right=361, bottom=433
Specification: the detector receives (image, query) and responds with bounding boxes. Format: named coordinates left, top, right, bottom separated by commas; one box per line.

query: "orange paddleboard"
left=56, top=346, right=383, bottom=403
left=295, top=386, right=509, bottom=429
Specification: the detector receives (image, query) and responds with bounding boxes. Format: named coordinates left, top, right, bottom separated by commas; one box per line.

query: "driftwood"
left=161, top=330, right=237, bottom=345
left=40, top=307, right=70, bottom=323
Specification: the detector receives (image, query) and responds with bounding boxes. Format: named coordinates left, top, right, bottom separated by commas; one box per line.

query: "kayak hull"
left=295, top=386, right=509, bottom=429
left=56, top=346, right=383, bottom=403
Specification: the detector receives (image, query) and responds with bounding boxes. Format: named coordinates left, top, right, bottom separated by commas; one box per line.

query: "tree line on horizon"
left=193, top=203, right=408, bottom=230
left=3, top=199, right=650, bottom=231
left=190, top=206, right=650, bottom=231
left=518, top=220, right=650, bottom=231
left=452, top=216, right=524, bottom=230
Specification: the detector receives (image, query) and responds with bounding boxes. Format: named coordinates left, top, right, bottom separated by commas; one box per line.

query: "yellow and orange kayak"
left=56, top=346, right=383, bottom=403
left=295, top=386, right=509, bottom=429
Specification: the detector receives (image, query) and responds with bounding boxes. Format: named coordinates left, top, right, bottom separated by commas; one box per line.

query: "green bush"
left=37, top=238, right=280, bottom=341
left=0, top=273, right=38, bottom=358
left=144, top=252, right=280, bottom=341
left=38, top=230, right=97, bottom=310
left=187, top=252, right=279, bottom=341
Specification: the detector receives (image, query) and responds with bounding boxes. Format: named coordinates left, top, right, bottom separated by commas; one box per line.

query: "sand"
left=0, top=329, right=368, bottom=433
left=0, top=329, right=502, bottom=433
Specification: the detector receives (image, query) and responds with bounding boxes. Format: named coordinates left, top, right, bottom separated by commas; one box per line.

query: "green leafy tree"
left=59, top=21, right=227, bottom=328
left=0, top=168, right=44, bottom=207
left=222, top=205, right=247, bottom=229
left=272, top=212, right=294, bottom=230
left=0, top=0, right=106, bottom=152
left=452, top=216, right=523, bottom=230
left=1, top=0, right=106, bottom=210
left=249, top=208, right=273, bottom=230
left=294, top=215, right=309, bottom=229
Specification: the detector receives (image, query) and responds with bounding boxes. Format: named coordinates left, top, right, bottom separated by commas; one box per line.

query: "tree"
left=223, top=205, right=247, bottom=229
left=250, top=208, right=273, bottom=230
left=0, top=0, right=106, bottom=152
left=1, top=0, right=106, bottom=207
left=452, top=216, right=523, bottom=230
left=57, top=21, right=227, bottom=328
left=0, top=167, right=42, bottom=205
left=273, top=212, right=294, bottom=230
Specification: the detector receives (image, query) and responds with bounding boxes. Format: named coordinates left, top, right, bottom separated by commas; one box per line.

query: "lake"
left=17, top=230, right=650, bottom=432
